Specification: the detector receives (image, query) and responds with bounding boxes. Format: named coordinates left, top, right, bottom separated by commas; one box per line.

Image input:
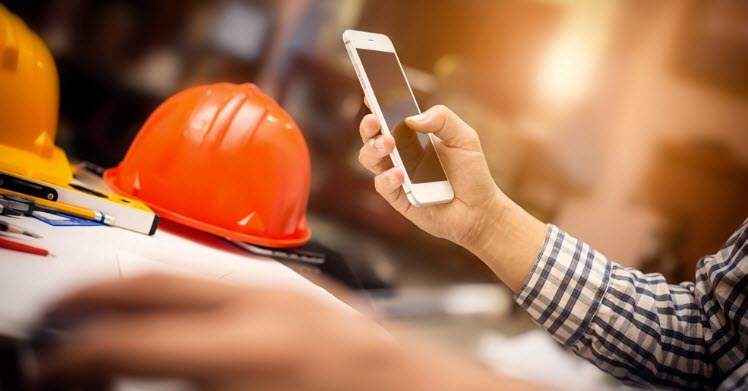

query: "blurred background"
left=3, top=0, right=748, bottom=388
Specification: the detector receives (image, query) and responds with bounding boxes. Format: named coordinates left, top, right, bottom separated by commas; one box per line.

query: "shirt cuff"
left=514, top=224, right=612, bottom=348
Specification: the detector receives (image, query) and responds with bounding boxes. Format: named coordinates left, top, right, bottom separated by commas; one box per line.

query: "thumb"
left=405, top=105, right=479, bottom=149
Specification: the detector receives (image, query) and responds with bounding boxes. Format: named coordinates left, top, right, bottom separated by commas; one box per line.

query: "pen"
left=0, top=236, right=49, bottom=257
left=0, top=189, right=115, bottom=225
left=0, top=220, right=42, bottom=239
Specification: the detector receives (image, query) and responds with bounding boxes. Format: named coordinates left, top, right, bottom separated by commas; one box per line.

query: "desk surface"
left=0, top=215, right=340, bottom=336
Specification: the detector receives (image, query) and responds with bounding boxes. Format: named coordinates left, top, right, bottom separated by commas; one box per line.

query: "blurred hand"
left=358, top=103, right=506, bottom=249
left=36, top=275, right=538, bottom=391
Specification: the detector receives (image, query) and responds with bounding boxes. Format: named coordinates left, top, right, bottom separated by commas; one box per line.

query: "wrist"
left=461, top=188, right=512, bottom=254
left=462, top=190, right=549, bottom=292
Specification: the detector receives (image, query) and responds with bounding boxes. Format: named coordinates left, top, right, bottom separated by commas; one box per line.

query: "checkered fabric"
left=515, top=219, right=748, bottom=390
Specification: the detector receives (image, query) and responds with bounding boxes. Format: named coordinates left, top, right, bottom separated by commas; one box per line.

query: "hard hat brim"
left=0, top=144, right=73, bottom=186
left=103, top=167, right=312, bottom=248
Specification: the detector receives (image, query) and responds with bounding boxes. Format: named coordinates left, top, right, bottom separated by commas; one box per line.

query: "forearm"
left=465, top=193, right=548, bottom=292
left=513, top=225, right=723, bottom=390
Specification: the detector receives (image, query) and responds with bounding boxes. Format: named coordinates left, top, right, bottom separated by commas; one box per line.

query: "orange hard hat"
left=0, top=4, right=72, bottom=186
left=104, top=83, right=311, bottom=248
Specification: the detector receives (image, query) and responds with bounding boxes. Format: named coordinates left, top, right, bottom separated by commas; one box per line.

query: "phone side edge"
left=343, top=36, right=415, bottom=196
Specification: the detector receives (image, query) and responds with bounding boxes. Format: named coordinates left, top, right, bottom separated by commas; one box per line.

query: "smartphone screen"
left=356, top=49, right=447, bottom=184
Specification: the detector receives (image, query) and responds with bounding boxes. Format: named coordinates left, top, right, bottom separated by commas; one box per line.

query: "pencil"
left=0, top=188, right=115, bottom=225
left=0, top=220, right=42, bottom=238
left=0, top=236, right=49, bottom=256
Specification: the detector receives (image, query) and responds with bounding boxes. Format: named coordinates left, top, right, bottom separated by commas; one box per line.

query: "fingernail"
left=375, top=138, right=385, bottom=150
left=409, top=113, right=429, bottom=123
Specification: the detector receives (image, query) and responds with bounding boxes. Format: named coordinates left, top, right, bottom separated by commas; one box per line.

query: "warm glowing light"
left=536, top=38, right=593, bottom=108
left=533, top=0, right=618, bottom=110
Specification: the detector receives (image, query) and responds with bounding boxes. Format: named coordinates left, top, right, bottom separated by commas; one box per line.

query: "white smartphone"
left=343, top=29, right=454, bottom=207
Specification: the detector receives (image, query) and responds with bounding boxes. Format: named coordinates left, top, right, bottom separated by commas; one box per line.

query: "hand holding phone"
left=344, top=30, right=454, bottom=206
left=347, top=31, right=509, bottom=250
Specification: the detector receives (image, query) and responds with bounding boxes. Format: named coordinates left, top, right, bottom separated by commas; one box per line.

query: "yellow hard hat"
left=0, top=4, right=72, bottom=186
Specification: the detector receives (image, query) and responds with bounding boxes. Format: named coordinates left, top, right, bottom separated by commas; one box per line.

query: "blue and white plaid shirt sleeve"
left=515, top=219, right=748, bottom=390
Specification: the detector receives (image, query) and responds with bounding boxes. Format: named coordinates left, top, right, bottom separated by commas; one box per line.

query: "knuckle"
left=373, top=174, right=386, bottom=194
left=431, top=104, right=450, bottom=117
left=464, top=124, right=481, bottom=146
left=469, top=130, right=481, bottom=144
left=373, top=174, right=382, bottom=191
left=392, top=190, right=407, bottom=211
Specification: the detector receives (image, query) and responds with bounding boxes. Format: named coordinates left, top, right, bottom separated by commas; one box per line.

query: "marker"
left=0, top=237, right=49, bottom=257
left=0, top=204, right=23, bottom=217
left=0, top=220, right=42, bottom=239
left=0, top=189, right=115, bottom=225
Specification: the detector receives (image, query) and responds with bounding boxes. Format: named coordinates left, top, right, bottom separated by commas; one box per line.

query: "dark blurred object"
left=0, top=335, right=24, bottom=391
left=642, top=139, right=748, bottom=281
left=0, top=312, right=114, bottom=390
left=304, top=241, right=386, bottom=291
left=232, top=239, right=387, bottom=291
left=675, top=0, right=748, bottom=97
